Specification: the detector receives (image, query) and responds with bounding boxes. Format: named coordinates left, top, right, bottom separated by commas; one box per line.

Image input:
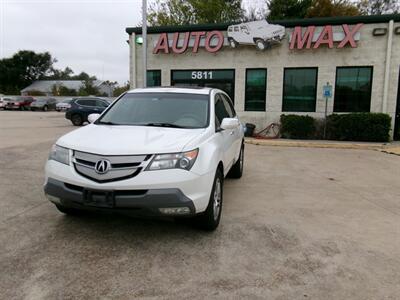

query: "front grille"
left=73, top=150, right=150, bottom=183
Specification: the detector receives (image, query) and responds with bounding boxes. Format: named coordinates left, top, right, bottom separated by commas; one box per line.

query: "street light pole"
left=142, top=0, right=147, bottom=88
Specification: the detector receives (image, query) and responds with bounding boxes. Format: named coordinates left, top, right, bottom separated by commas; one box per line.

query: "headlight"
left=49, top=144, right=70, bottom=165
left=146, top=149, right=198, bottom=171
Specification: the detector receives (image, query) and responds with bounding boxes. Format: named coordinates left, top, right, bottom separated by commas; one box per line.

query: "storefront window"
left=245, top=69, right=267, bottom=111
left=282, top=68, right=317, bottom=112
left=171, top=69, right=235, bottom=103
left=147, top=70, right=161, bottom=87
left=334, top=67, right=373, bottom=112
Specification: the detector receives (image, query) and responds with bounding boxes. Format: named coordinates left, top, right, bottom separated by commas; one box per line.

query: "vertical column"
left=129, top=33, right=137, bottom=89
left=382, top=20, right=394, bottom=113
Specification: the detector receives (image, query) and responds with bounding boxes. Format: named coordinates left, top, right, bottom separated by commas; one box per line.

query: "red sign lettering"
left=314, top=25, right=334, bottom=49
left=290, top=23, right=363, bottom=50
left=338, top=24, right=363, bottom=48
left=153, top=33, right=169, bottom=54
left=153, top=31, right=224, bottom=54
left=191, top=31, right=206, bottom=53
left=289, top=26, right=315, bottom=50
left=171, top=32, right=190, bottom=54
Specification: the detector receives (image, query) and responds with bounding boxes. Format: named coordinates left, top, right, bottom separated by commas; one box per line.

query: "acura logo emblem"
left=94, top=159, right=111, bottom=174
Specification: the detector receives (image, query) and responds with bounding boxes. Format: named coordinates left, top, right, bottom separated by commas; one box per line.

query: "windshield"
left=97, top=92, right=209, bottom=128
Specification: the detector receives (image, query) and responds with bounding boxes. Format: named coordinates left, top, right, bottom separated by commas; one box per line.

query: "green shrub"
left=326, top=113, right=391, bottom=142
left=280, top=114, right=316, bottom=139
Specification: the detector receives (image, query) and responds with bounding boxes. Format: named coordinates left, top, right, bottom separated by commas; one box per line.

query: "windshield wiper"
left=96, top=121, right=121, bottom=125
left=143, top=122, right=185, bottom=128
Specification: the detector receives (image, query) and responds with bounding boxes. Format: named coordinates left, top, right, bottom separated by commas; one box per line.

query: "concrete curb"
left=245, top=138, right=390, bottom=151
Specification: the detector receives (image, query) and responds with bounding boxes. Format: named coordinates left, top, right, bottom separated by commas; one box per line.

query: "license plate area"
left=83, top=189, right=114, bottom=208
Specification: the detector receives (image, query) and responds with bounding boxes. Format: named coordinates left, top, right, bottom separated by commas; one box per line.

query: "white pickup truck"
left=227, top=20, right=286, bottom=50
left=44, top=87, right=245, bottom=230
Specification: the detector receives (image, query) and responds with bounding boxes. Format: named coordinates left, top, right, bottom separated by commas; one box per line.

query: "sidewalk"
left=245, top=137, right=400, bottom=153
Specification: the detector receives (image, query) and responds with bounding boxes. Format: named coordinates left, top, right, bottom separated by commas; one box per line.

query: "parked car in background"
left=30, top=98, right=57, bottom=111
left=56, top=99, right=73, bottom=112
left=65, top=97, right=110, bottom=126
left=0, top=96, right=12, bottom=110
left=5, top=96, right=35, bottom=110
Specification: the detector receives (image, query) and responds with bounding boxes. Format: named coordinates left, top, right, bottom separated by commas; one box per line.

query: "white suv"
left=44, top=87, right=244, bottom=230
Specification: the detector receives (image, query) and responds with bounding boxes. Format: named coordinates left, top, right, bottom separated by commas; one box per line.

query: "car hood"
left=57, top=124, right=206, bottom=155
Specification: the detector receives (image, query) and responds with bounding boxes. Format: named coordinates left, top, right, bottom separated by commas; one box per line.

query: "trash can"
left=244, top=123, right=256, bottom=137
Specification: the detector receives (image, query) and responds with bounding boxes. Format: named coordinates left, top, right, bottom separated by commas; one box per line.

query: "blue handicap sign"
left=323, top=85, right=332, bottom=98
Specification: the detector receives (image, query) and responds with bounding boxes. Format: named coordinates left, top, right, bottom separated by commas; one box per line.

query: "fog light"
left=159, top=207, right=191, bottom=215
left=45, top=194, right=60, bottom=204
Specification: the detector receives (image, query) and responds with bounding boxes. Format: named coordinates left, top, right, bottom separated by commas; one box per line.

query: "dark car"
left=65, top=97, right=110, bottom=126
left=30, top=98, right=57, bottom=111
left=5, top=96, right=35, bottom=110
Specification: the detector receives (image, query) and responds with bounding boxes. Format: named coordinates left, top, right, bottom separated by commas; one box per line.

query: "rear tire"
left=55, top=204, right=82, bottom=216
left=71, top=114, right=83, bottom=126
left=195, top=168, right=223, bottom=231
left=228, top=143, right=244, bottom=179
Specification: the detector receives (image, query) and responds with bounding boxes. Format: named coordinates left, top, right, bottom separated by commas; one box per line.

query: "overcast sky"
left=0, top=0, right=142, bottom=85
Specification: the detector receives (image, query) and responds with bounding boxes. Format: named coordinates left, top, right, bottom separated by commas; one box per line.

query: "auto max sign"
left=289, top=24, right=363, bottom=49
left=152, top=23, right=363, bottom=54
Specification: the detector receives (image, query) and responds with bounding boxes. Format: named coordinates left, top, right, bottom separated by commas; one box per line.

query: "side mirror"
left=88, top=113, right=100, bottom=124
left=220, top=118, right=239, bottom=130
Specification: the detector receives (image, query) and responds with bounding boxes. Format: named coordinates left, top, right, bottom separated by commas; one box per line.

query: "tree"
left=267, top=0, right=312, bottom=20
left=357, top=0, right=399, bottom=15
left=48, top=66, right=74, bottom=80
left=148, top=0, right=244, bottom=26
left=51, top=84, right=78, bottom=96
left=113, top=82, right=130, bottom=97
left=0, top=50, right=55, bottom=94
left=78, top=80, right=100, bottom=96
left=306, top=0, right=360, bottom=17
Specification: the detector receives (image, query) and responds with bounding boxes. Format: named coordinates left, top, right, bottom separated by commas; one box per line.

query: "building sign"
left=153, top=22, right=363, bottom=54
left=289, top=24, right=363, bottom=49
left=153, top=31, right=224, bottom=54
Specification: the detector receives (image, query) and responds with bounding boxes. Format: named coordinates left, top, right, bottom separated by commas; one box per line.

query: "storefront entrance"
left=171, top=69, right=235, bottom=103
left=395, top=68, right=400, bottom=141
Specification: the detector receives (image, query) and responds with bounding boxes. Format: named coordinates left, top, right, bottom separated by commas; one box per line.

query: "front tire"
left=43, top=105, right=48, bottom=111
left=228, top=143, right=244, bottom=179
left=71, top=114, right=83, bottom=126
left=196, top=168, right=223, bottom=231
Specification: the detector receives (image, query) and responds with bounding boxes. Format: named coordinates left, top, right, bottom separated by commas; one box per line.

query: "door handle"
left=230, top=131, right=234, bottom=135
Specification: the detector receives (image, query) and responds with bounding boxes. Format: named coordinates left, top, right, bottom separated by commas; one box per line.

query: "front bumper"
left=44, top=160, right=215, bottom=214
left=44, top=178, right=196, bottom=216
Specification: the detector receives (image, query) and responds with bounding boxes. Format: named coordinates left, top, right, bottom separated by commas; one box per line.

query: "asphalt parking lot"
left=1, top=111, right=400, bottom=299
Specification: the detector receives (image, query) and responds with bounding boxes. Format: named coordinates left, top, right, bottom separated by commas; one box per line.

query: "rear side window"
left=96, top=100, right=108, bottom=107
left=77, top=99, right=96, bottom=106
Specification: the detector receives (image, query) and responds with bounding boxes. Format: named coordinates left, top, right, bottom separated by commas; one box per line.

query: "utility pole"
left=142, top=0, right=147, bottom=88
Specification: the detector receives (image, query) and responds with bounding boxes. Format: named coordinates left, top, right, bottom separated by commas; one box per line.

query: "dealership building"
left=126, top=14, right=400, bottom=140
